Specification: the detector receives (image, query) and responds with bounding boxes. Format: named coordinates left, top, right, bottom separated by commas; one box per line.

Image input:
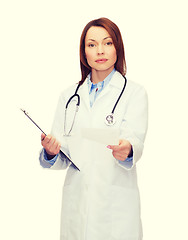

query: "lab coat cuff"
left=117, top=158, right=134, bottom=169
left=115, top=137, right=144, bottom=170
left=127, top=138, right=144, bottom=169
left=50, top=150, right=71, bottom=170
left=43, top=149, right=58, bottom=165
left=39, top=148, right=54, bottom=168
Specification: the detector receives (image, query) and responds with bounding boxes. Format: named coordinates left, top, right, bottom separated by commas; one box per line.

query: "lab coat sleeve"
left=39, top=148, right=71, bottom=170
left=117, top=84, right=148, bottom=170
left=39, top=92, right=72, bottom=170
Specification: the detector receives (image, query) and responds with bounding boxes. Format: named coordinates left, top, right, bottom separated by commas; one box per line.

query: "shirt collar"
left=87, top=68, right=116, bottom=93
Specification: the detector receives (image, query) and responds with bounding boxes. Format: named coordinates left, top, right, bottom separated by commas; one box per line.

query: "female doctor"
left=39, top=17, right=148, bottom=240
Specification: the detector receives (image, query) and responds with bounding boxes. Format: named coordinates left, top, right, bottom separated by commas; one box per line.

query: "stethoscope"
left=64, top=75, right=127, bottom=136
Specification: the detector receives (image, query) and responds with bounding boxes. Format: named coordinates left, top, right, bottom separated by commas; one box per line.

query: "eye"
left=105, top=41, right=113, bottom=46
left=88, top=43, right=96, bottom=48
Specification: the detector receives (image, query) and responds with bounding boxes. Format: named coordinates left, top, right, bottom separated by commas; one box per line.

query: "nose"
left=97, top=44, right=104, bottom=55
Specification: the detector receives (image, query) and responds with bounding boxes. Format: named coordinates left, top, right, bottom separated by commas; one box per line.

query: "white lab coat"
left=39, top=71, right=148, bottom=240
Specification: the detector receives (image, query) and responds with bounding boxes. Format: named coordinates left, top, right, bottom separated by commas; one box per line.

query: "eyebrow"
left=87, top=37, right=112, bottom=42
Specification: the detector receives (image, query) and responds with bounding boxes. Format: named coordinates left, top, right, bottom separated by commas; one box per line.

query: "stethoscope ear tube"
left=65, top=93, right=80, bottom=109
left=111, top=76, right=127, bottom=114
left=65, top=83, right=81, bottom=109
left=64, top=74, right=127, bottom=130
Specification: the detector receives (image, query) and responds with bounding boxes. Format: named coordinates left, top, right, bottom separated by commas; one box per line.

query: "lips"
left=95, top=58, right=108, bottom=63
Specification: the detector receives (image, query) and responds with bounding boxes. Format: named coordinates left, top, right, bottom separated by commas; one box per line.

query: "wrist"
left=44, top=149, right=56, bottom=160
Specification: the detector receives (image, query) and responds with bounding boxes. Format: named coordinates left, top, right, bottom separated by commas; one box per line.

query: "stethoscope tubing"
left=64, top=74, right=127, bottom=135
left=65, top=83, right=81, bottom=109
left=111, top=76, right=127, bottom=114
left=65, top=93, right=80, bottom=108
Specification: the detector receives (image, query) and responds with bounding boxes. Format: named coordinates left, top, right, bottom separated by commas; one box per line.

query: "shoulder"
left=125, top=79, right=148, bottom=108
left=126, top=79, right=147, bottom=96
left=113, top=71, right=148, bottom=106
left=112, top=71, right=147, bottom=93
left=58, top=83, right=79, bottom=101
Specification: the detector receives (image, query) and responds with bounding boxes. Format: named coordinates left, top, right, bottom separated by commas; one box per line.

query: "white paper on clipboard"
left=81, top=128, right=120, bottom=145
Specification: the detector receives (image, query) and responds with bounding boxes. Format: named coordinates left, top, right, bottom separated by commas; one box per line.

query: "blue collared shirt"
left=87, top=68, right=116, bottom=107
left=44, top=69, right=133, bottom=164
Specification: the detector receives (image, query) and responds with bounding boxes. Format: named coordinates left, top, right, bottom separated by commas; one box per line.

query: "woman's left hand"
left=107, top=139, right=132, bottom=161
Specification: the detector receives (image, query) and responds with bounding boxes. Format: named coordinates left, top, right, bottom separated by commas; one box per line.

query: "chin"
left=94, top=64, right=114, bottom=72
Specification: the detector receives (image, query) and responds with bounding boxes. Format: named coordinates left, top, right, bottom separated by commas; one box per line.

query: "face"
left=85, top=26, right=117, bottom=74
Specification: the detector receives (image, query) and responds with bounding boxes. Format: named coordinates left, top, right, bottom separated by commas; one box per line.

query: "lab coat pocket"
left=110, top=186, right=142, bottom=239
left=60, top=184, right=88, bottom=239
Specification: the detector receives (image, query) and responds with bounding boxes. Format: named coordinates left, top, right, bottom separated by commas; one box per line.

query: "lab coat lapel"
left=77, top=71, right=124, bottom=109
left=109, top=71, right=125, bottom=89
left=79, top=79, right=91, bottom=112
left=93, top=71, right=123, bottom=103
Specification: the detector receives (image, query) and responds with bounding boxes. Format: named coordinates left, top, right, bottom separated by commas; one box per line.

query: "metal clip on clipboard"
left=20, top=109, right=80, bottom=171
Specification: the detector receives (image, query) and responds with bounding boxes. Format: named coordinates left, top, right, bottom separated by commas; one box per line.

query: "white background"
left=1, top=0, right=188, bottom=239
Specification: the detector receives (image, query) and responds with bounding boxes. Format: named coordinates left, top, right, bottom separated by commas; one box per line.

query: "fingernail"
left=107, top=145, right=111, bottom=149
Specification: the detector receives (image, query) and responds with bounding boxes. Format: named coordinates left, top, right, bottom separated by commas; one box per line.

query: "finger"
left=56, top=142, right=61, bottom=151
left=48, top=139, right=61, bottom=154
left=107, top=144, right=120, bottom=151
left=55, top=143, right=61, bottom=154
left=41, top=133, right=46, bottom=141
left=112, top=152, right=128, bottom=161
left=46, top=135, right=52, bottom=143
left=52, top=143, right=61, bottom=155
left=47, top=137, right=57, bottom=150
left=41, top=135, right=52, bottom=149
left=118, top=139, right=126, bottom=148
left=107, top=139, right=125, bottom=151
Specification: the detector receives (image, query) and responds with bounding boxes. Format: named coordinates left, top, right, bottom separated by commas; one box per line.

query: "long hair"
left=79, top=17, right=126, bottom=84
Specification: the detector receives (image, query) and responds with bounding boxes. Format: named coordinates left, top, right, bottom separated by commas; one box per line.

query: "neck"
left=91, top=67, right=114, bottom=84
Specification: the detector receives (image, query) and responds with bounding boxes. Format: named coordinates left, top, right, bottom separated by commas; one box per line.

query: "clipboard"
left=20, top=109, right=80, bottom=171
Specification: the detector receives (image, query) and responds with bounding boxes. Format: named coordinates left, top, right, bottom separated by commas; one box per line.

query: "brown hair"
left=79, top=17, right=126, bottom=84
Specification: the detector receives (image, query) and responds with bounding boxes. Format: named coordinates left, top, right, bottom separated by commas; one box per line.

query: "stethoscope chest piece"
left=105, top=114, right=116, bottom=126
left=64, top=74, right=127, bottom=133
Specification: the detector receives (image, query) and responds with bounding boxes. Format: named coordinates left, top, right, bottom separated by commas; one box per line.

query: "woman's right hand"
left=41, top=133, right=61, bottom=156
